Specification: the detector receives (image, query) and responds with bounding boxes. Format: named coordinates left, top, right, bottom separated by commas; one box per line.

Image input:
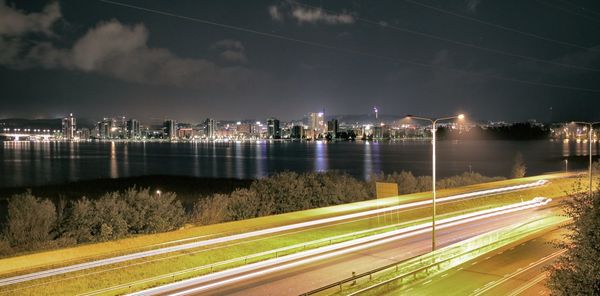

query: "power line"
left=555, top=0, right=600, bottom=17
left=290, top=0, right=600, bottom=73
left=536, top=0, right=600, bottom=23
left=405, top=0, right=600, bottom=52
left=98, top=0, right=600, bottom=93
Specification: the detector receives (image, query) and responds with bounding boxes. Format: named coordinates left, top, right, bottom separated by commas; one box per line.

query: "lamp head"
left=458, top=114, right=465, bottom=120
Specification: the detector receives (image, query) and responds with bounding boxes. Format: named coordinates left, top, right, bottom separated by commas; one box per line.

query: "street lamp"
left=571, top=121, right=599, bottom=197
left=406, top=113, right=465, bottom=251
left=156, top=190, right=162, bottom=197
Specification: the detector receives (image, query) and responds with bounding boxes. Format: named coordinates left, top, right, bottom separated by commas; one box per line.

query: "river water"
left=0, top=140, right=597, bottom=187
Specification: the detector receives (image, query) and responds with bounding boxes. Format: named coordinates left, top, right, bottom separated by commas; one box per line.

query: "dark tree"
left=547, top=178, right=600, bottom=295
left=510, top=152, right=527, bottom=178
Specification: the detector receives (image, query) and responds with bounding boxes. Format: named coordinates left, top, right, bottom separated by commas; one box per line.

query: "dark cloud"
left=0, top=2, right=264, bottom=91
left=268, top=2, right=355, bottom=25
left=211, top=39, right=247, bottom=63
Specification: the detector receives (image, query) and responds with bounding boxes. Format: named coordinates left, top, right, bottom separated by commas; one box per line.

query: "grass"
left=339, top=215, right=570, bottom=296
left=0, top=172, right=565, bottom=277
left=0, top=173, right=579, bottom=296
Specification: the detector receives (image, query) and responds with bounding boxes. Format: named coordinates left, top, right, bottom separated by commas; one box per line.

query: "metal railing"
left=300, top=216, right=568, bottom=296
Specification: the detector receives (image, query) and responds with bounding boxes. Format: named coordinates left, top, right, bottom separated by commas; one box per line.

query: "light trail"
left=130, top=198, right=551, bottom=296
left=469, top=248, right=565, bottom=296
left=0, top=179, right=547, bottom=287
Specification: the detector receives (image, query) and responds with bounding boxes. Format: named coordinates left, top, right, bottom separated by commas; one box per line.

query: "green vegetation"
left=0, top=188, right=185, bottom=256
left=0, top=175, right=578, bottom=296
left=511, top=152, right=527, bottom=178
left=0, top=170, right=513, bottom=257
left=339, top=215, right=568, bottom=296
left=372, top=171, right=506, bottom=194
left=547, top=168, right=600, bottom=296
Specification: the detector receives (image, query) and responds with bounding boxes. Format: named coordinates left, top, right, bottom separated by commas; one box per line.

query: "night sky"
left=1, top=0, right=600, bottom=122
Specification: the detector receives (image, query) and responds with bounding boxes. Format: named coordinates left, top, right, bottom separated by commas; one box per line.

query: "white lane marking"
left=129, top=201, right=550, bottom=296
left=0, top=180, right=548, bottom=287
left=470, top=250, right=565, bottom=296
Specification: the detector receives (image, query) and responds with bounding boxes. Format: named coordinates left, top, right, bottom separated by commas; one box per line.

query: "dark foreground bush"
left=192, top=171, right=371, bottom=224
left=0, top=188, right=186, bottom=255
left=0, top=170, right=505, bottom=256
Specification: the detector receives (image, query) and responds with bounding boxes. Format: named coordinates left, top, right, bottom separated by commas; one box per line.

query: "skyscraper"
left=127, top=119, right=140, bottom=139
left=267, top=117, right=281, bottom=139
left=163, top=119, right=177, bottom=140
left=62, top=113, right=76, bottom=140
left=291, top=125, right=305, bottom=139
left=97, top=119, right=112, bottom=139
left=309, top=112, right=326, bottom=139
left=205, top=118, right=216, bottom=139
left=327, top=119, right=339, bottom=139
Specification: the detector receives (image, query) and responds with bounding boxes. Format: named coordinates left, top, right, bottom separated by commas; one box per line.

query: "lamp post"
left=564, top=159, right=568, bottom=173
left=571, top=121, right=599, bottom=197
left=406, top=113, right=465, bottom=251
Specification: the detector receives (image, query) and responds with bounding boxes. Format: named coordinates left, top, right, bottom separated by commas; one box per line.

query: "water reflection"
left=314, top=141, right=328, bottom=172
left=1, top=140, right=598, bottom=188
left=562, top=140, right=570, bottom=157
left=110, top=141, right=118, bottom=178
left=364, top=142, right=372, bottom=180
left=255, top=141, right=266, bottom=178
left=235, top=142, right=244, bottom=179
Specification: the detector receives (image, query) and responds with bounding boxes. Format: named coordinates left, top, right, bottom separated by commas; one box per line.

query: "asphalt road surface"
left=393, top=227, right=565, bottom=296
left=137, top=203, right=559, bottom=295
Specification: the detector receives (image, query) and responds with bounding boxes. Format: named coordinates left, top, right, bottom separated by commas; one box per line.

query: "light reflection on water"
left=0, top=140, right=598, bottom=187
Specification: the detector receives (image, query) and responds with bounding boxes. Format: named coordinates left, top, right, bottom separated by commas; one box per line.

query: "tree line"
left=0, top=170, right=506, bottom=257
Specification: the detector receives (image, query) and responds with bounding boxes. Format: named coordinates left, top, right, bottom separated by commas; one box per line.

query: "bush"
left=4, top=192, right=56, bottom=250
left=373, top=171, right=505, bottom=194
left=511, top=152, right=527, bottom=178
left=437, top=172, right=505, bottom=189
left=192, top=193, right=231, bottom=225
left=547, top=178, right=600, bottom=295
left=192, top=171, right=371, bottom=225
left=227, top=188, right=261, bottom=221
left=121, top=188, right=186, bottom=234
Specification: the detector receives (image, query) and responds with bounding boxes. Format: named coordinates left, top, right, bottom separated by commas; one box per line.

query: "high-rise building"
left=127, top=119, right=140, bottom=139
left=62, top=113, right=76, bottom=140
left=309, top=112, right=326, bottom=139
left=291, top=125, right=305, bottom=139
left=267, top=117, right=281, bottom=139
left=327, top=119, right=339, bottom=139
left=97, top=119, right=112, bottom=139
left=204, top=118, right=216, bottom=139
left=163, top=119, right=177, bottom=140
left=77, top=127, right=90, bottom=140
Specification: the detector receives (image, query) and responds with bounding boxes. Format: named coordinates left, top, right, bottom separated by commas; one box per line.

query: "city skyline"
left=1, top=1, right=600, bottom=122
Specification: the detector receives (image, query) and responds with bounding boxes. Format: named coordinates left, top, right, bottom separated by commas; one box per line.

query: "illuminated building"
left=267, top=118, right=281, bottom=139
left=62, top=113, right=76, bottom=140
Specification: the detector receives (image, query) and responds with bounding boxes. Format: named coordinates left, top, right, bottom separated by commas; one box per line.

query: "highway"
left=392, top=227, right=565, bottom=296
left=0, top=179, right=548, bottom=287
left=131, top=199, right=559, bottom=296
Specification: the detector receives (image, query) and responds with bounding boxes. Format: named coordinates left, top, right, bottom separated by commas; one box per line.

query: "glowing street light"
left=571, top=121, right=599, bottom=197
left=406, top=113, right=466, bottom=251
left=156, top=190, right=162, bottom=197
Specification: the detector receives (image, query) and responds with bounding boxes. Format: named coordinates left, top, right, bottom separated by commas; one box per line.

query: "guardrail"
left=300, top=215, right=568, bottom=296
left=79, top=219, right=416, bottom=296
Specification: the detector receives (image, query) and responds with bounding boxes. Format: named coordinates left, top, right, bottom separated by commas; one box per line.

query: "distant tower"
left=163, top=119, right=177, bottom=140
left=62, top=113, right=76, bottom=140
left=374, top=107, right=378, bottom=120
left=204, top=118, right=216, bottom=139
left=127, top=119, right=140, bottom=139
left=267, top=117, right=281, bottom=139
